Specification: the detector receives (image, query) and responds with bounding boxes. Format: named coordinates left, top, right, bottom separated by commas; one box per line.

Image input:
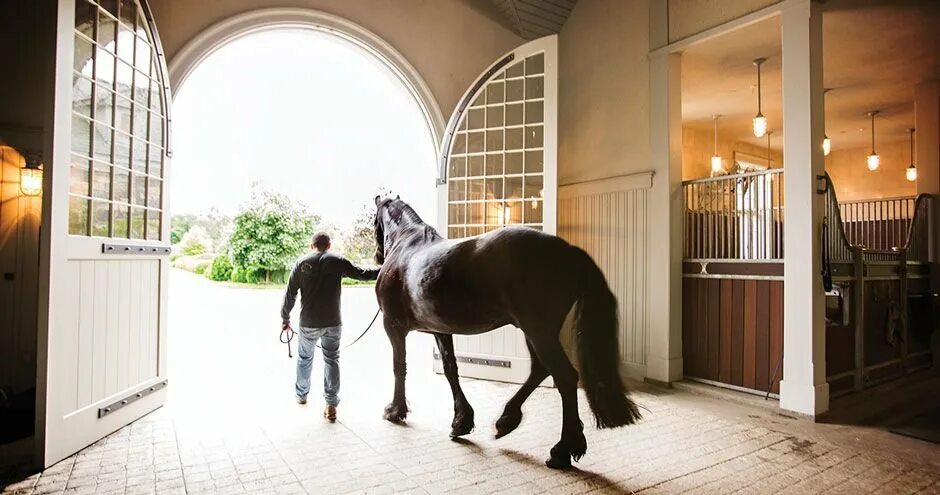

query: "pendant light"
left=711, top=115, right=723, bottom=174
left=906, top=128, right=917, bottom=182
left=822, top=88, right=831, bottom=156
left=752, top=58, right=768, bottom=138
left=866, top=111, right=880, bottom=171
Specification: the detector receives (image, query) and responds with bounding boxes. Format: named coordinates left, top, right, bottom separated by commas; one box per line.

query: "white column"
left=647, top=51, right=684, bottom=384
left=780, top=0, right=828, bottom=416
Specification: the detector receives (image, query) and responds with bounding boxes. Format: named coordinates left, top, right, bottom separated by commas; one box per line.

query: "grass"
left=171, top=267, right=375, bottom=289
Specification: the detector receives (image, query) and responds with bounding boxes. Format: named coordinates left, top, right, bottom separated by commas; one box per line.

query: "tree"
left=228, top=185, right=320, bottom=282
left=178, top=225, right=212, bottom=256
left=170, top=209, right=232, bottom=246
left=342, top=205, right=377, bottom=265
left=170, top=214, right=196, bottom=244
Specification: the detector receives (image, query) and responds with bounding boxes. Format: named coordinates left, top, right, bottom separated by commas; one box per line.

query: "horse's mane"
left=386, top=199, right=441, bottom=242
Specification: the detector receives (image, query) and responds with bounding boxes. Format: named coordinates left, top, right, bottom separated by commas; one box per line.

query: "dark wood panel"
left=743, top=280, right=757, bottom=389
left=755, top=281, right=770, bottom=392
left=696, top=279, right=708, bottom=378
left=769, top=282, right=783, bottom=394
left=731, top=279, right=745, bottom=387
left=719, top=279, right=733, bottom=383
left=707, top=279, right=720, bottom=381
left=682, top=277, right=694, bottom=378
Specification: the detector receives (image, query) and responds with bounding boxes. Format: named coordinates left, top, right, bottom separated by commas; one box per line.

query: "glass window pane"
left=130, top=207, right=145, bottom=239
left=146, top=210, right=161, bottom=240
left=505, top=152, right=523, bottom=174
left=505, top=103, right=523, bottom=126
left=147, top=178, right=162, bottom=208
left=467, top=131, right=484, bottom=154
left=486, top=130, right=503, bottom=152
left=134, top=70, right=150, bottom=104
left=448, top=227, right=465, bottom=239
left=74, top=34, right=94, bottom=74
left=116, top=23, right=134, bottom=65
left=451, top=132, right=466, bottom=155
left=525, top=126, right=544, bottom=148
left=505, top=61, right=524, bottom=78
left=95, top=46, right=114, bottom=82
left=93, top=122, right=112, bottom=162
left=72, top=76, right=93, bottom=117
left=150, top=111, right=165, bottom=146
left=526, top=76, right=544, bottom=99
left=95, top=86, right=114, bottom=125
left=69, top=196, right=90, bottom=235
left=118, top=0, right=136, bottom=27
left=525, top=200, right=543, bottom=224
left=468, top=203, right=484, bottom=225
left=92, top=200, right=110, bottom=237
left=458, top=113, right=467, bottom=131
left=92, top=161, right=111, bottom=199
left=486, top=81, right=504, bottom=104
left=448, top=179, right=466, bottom=201
left=485, top=201, right=502, bottom=226
left=75, top=1, right=96, bottom=35
left=115, top=96, right=132, bottom=134
left=486, top=106, right=504, bottom=128
left=132, top=104, right=148, bottom=138
left=485, top=153, right=503, bottom=176
left=525, top=101, right=544, bottom=124
left=71, top=114, right=92, bottom=156
left=99, top=0, right=118, bottom=18
left=525, top=54, right=544, bottom=75
left=468, top=155, right=484, bottom=177
left=448, top=156, right=466, bottom=178
left=149, top=73, right=162, bottom=113
left=114, top=132, right=131, bottom=169
left=97, top=9, right=117, bottom=49
left=485, top=177, right=504, bottom=200
left=70, top=156, right=91, bottom=196
left=132, top=172, right=146, bottom=205
left=113, top=166, right=130, bottom=203
left=505, top=128, right=523, bottom=150
left=505, top=201, right=523, bottom=224
left=112, top=204, right=129, bottom=238
left=525, top=150, right=544, bottom=174
left=506, top=79, right=524, bottom=102
left=468, top=226, right=485, bottom=236
left=135, top=39, right=151, bottom=72
left=148, top=144, right=163, bottom=177
left=471, top=90, right=485, bottom=107
left=468, top=179, right=484, bottom=201
left=524, top=175, right=543, bottom=200
left=132, top=138, right=147, bottom=171
left=468, top=108, right=485, bottom=130
left=506, top=176, right=523, bottom=200
left=448, top=203, right=465, bottom=225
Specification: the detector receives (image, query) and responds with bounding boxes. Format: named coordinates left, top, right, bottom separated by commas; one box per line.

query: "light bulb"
left=502, top=206, right=511, bottom=224
left=906, top=165, right=917, bottom=182
left=752, top=115, right=767, bottom=138
left=822, top=136, right=831, bottom=156
left=20, top=167, right=42, bottom=196
left=711, top=155, right=723, bottom=174
left=867, top=153, right=880, bottom=171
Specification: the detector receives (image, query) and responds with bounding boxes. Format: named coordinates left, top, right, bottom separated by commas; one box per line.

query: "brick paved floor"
left=2, top=271, right=938, bottom=494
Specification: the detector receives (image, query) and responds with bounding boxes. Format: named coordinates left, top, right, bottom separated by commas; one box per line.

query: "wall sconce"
left=20, top=154, right=43, bottom=197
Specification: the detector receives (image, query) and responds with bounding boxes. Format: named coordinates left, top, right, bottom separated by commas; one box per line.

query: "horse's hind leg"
left=531, top=337, right=586, bottom=469
left=434, top=334, right=475, bottom=437
left=383, top=321, right=409, bottom=423
left=495, top=340, right=548, bottom=439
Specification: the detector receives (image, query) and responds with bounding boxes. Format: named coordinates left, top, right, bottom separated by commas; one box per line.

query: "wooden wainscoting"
left=682, top=276, right=784, bottom=394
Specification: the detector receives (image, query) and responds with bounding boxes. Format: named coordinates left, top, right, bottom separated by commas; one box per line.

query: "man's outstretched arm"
left=280, top=263, right=301, bottom=327
left=342, top=259, right=380, bottom=281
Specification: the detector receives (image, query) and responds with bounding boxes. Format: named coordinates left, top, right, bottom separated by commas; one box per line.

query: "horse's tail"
left=572, top=247, right=641, bottom=429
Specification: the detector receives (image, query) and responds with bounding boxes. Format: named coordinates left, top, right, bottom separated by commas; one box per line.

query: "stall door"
left=433, top=36, right=557, bottom=383
left=40, top=0, right=171, bottom=467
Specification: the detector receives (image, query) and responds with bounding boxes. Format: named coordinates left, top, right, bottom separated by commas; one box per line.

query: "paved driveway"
left=3, top=270, right=939, bottom=494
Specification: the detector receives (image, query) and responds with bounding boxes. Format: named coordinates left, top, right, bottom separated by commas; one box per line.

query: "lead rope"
left=281, top=308, right=382, bottom=358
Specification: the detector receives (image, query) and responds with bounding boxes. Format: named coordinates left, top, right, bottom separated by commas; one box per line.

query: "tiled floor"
left=3, top=271, right=939, bottom=494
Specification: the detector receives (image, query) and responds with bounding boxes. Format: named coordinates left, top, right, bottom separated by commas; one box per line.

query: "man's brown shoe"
left=324, top=405, right=337, bottom=422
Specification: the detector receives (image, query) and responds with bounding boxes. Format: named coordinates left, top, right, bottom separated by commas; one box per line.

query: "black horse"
left=372, top=195, right=641, bottom=469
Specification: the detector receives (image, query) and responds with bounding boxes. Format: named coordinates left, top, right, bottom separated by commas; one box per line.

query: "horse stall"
left=681, top=169, right=785, bottom=396
left=682, top=168, right=937, bottom=400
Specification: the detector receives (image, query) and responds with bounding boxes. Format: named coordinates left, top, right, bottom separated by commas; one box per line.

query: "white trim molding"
left=559, top=171, right=654, bottom=199
left=166, top=8, right=446, bottom=157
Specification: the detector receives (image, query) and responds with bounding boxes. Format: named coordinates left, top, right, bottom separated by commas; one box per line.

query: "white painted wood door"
left=434, top=36, right=558, bottom=383
left=39, top=0, right=171, bottom=467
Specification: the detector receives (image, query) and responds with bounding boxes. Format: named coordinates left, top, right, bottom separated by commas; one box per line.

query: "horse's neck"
left=387, top=222, right=441, bottom=256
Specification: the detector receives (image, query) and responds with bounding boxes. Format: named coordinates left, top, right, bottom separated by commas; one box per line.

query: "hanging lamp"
left=752, top=58, right=768, bottom=138
left=823, top=88, right=831, bottom=156
left=867, top=111, right=880, bottom=171
left=711, top=115, right=723, bottom=174
left=906, top=128, right=917, bottom=182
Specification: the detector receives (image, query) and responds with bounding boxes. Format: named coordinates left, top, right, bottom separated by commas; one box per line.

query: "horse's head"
left=374, top=194, right=436, bottom=265
left=373, top=194, right=399, bottom=264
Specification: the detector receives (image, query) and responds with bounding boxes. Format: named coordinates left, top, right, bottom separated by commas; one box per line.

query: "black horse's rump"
left=372, top=195, right=640, bottom=468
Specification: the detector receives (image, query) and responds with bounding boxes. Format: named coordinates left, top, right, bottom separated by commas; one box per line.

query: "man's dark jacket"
left=281, top=251, right=379, bottom=328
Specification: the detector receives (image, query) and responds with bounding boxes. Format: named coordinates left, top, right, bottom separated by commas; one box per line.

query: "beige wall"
left=149, top=0, right=523, bottom=120
left=682, top=126, right=782, bottom=180
left=558, top=0, right=651, bottom=185
left=825, top=141, right=916, bottom=201
left=666, top=0, right=782, bottom=44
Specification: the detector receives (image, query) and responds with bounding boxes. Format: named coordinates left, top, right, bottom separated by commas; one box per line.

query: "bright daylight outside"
left=166, top=29, right=437, bottom=421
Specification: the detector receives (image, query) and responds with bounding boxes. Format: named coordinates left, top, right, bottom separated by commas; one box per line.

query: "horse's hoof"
left=494, top=410, right=522, bottom=439
left=449, top=424, right=473, bottom=438
left=383, top=403, right=407, bottom=423
left=545, top=446, right=572, bottom=470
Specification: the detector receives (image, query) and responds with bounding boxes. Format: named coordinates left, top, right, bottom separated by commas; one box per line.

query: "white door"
left=39, top=0, right=171, bottom=467
left=433, top=36, right=558, bottom=383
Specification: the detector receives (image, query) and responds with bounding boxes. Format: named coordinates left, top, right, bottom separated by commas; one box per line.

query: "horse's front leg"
left=383, top=319, right=409, bottom=423
left=434, top=333, right=474, bottom=437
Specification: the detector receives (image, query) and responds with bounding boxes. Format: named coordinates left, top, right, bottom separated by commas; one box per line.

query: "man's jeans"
left=295, top=326, right=341, bottom=406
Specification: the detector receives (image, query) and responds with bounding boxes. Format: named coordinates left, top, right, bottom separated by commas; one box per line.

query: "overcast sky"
left=170, top=29, right=438, bottom=230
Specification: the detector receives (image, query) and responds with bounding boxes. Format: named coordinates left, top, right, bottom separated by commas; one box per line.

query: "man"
left=281, top=232, right=380, bottom=422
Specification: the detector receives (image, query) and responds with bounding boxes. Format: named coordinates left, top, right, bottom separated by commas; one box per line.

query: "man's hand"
left=282, top=322, right=292, bottom=331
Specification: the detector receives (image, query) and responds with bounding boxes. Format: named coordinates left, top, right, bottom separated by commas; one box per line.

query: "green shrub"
left=245, top=268, right=265, bottom=285
left=193, top=262, right=210, bottom=275
left=179, top=225, right=211, bottom=256
left=230, top=267, right=247, bottom=284
left=169, top=253, right=180, bottom=262
left=207, top=255, right=233, bottom=282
